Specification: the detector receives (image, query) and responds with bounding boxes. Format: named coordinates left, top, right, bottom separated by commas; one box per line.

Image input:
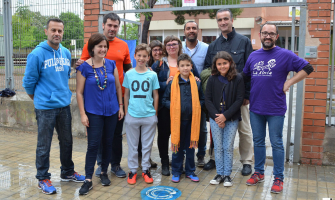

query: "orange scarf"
left=170, top=71, right=201, bottom=153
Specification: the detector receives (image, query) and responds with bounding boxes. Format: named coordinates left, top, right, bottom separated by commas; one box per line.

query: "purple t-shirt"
left=243, top=46, right=308, bottom=116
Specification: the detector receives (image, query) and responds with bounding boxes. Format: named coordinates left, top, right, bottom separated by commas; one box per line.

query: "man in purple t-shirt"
left=243, top=24, right=313, bottom=194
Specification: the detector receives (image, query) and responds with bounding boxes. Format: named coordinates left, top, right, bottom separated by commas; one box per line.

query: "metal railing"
left=1, top=0, right=84, bottom=91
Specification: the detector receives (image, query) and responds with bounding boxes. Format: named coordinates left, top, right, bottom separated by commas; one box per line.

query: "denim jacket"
left=151, top=57, right=200, bottom=109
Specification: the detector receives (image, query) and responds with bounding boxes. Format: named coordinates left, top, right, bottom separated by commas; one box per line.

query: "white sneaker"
left=210, top=174, right=224, bottom=185
left=223, top=176, right=233, bottom=187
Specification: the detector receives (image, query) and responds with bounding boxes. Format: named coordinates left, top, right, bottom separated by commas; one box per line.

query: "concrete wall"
left=0, top=92, right=86, bottom=137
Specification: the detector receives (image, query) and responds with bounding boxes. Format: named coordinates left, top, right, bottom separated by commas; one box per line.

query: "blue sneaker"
left=187, top=173, right=199, bottom=182
left=111, top=165, right=126, bottom=178
left=61, top=172, right=85, bottom=182
left=171, top=175, right=180, bottom=183
left=38, top=179, right=56, bottom=195
left=95, top=165, right=102, bottom=177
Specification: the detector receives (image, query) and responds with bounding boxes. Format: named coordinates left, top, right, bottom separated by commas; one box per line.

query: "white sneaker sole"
left=223, top=182, right=233, bottom=187
left=210, top=180, right=221, bottom=185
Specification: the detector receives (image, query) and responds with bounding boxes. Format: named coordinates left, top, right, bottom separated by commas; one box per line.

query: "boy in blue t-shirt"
left=123, top=43, right=160, bottom=185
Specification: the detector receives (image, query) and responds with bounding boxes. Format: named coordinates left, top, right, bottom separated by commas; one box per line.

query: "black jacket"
left=205, top=74, right=244, bottom=121
left=162, top=77, right=205, bottom=120
left=204, top=28, right=253, bottom=99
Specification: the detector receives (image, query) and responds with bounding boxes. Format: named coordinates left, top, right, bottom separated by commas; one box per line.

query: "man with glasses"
left=243, top=23, right=313, bottom=193
left=182, top=21, right=209, bottom=167
left=203, top=8, right=254, bottom=177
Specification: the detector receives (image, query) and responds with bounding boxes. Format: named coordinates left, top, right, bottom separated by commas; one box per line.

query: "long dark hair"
left=211, top=51, right=237, bottom=81
left=148, top=40, right=163, bottom=67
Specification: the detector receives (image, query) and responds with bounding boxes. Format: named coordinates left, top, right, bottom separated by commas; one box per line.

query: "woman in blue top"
left=76, top=33, right=124, bottom=195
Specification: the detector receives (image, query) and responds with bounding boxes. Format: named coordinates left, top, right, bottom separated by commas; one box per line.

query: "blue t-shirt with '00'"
left=123, top=68, right=160, bottom=118
left=76, top=59, right=119, bottom=116
left=243, top=46, right=309, bottom=116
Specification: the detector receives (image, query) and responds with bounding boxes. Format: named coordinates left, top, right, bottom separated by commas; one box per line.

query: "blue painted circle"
left=141, top=186, right=182, bottom=200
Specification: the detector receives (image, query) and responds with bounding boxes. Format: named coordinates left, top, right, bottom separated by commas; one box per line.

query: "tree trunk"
left=141, top=13, right=152, bottom=44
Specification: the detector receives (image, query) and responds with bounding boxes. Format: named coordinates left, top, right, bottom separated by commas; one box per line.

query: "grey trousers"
left=125, top=113, right=157, bottom=173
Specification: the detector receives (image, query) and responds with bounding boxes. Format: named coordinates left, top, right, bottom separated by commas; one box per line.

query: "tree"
left=12, top=6, right=35, bottom=50
left=59, top=12, right=84, bottom=49
left=118, top=23, right=139, bottom=43
left=131, top=0, right=157, bottom=44
left=170, top=0, right=243, bottom=25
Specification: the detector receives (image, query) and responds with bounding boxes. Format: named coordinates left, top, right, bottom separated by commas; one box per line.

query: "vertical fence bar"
left=3, top=0, right=14, bottom=90
left=138, top=23, right=142, bottom=44
left=286, top=6, right=296, bottom=161
left=293, top=5, right=307, bottom=163
left=328, top=11, right=334, bottom=126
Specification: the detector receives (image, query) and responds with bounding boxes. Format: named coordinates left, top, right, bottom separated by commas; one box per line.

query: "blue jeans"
left=250, top=111, right=285, bottom=180
left=97, top=110, right=124, bottom=167
left=210, top=118, right=238, bottom=176
left=85, top=112, right=118, bottom=179
left=172, top=120, right=195, bottom=176
left=35, top=106, right=74, bottom=180
left=196, top=111, right=207, bottom=158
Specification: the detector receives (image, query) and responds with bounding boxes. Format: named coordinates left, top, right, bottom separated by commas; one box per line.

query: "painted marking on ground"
left=141, top=186, right=182, bottom=200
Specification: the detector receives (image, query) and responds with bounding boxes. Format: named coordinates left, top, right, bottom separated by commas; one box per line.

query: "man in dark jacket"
left=203, top=8, right=253, bottom=176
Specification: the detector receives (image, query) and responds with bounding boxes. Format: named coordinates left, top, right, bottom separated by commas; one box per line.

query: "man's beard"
left=187, top=35, right=197, bottom=43
left=261, top=39, right=275, bottom=49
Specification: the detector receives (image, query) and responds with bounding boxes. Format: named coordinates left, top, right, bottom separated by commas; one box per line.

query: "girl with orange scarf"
left=162, top=54, right=204, bottom=183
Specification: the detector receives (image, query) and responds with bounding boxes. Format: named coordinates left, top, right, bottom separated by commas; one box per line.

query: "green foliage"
left=12, top=5, right=84, bottom=51
left=59, top=12, right=84, bottom=49
left=118, top=23, right=139, bottom=42
left=169, top=0, right=243, bottom=25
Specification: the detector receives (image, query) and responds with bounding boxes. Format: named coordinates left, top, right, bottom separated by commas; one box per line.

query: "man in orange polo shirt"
left=76, top=12, right=131, bottom=178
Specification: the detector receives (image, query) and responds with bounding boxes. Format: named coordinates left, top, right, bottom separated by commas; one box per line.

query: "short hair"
left=103, top=12, right=121, bottom=25
left=260, top=23, right=279, bottom=34
left=135, top=43, right=151, bottom=55
left=211, top=51, right=237, bottom=81
left=184, top=21, right=198, bottom=30
left=216, top=8, right=233, bottom=20
left=163, top=35, right=183, bottom=57
left=46, top=18, right=64, bottom=29
left=148, top=40, right=163, bottom=67
left=87, top=33, right=109, bottom=57
left=177, top=53, right=192, bottom=66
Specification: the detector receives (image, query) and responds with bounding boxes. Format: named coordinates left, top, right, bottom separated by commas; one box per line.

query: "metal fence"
left=1, top=0, right=84, bottom=91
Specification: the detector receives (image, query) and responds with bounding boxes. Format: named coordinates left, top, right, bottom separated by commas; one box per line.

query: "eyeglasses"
left=166, top=43, right=179, bottom=49
left=152, top=49, right=162, bottom=52
left=261, top=32, right=277, bottom=37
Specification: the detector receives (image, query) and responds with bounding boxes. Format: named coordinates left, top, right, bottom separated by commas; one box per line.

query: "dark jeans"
left=172, top=120, right=195, bottom=176
left=97, top=111, right=124, bottom=167
left=86, top=112, right=118, bottom=179
left=157, top=107, right=171, bottom=162
left=35, top=105, right=74, bottom=180
left=196, top=111, right=207, bottom=158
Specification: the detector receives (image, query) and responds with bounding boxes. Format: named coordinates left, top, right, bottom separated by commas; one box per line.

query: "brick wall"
left=83, top=0, right=113, bottom=43
left=302, top=0, right=332, bottom=165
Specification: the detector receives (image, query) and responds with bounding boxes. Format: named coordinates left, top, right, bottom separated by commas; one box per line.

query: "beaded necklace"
left=92, top=58, right=107, bottom=90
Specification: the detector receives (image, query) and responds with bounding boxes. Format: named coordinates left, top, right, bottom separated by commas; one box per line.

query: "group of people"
left=22, top=8, right=313, bottom=196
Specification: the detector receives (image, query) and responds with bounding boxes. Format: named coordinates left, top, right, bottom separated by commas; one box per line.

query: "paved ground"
left=0, top=128, right=335, bottom=200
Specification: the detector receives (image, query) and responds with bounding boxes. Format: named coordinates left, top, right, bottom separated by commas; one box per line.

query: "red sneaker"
left=246, top=172, right=264, bottom=186
left=142, top=170, right=153, bottom=184
left=271, top=178, right=283, bottom=193
left=127, top=172, right=137, bottom=185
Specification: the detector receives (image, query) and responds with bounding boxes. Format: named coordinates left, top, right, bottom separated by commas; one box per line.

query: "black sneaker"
left=241, top=164, right=252, bottom=176
left=210, top=174, right=224, bottom=185
left=197, top=155, right=205, bottom=167
left=203, top=159, right=215, bottom=170
left=223, top=176, right=233, bottom=187
left=100, top=173, right=111, bottom=186
left=79, top=180, right=93, bottom=195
